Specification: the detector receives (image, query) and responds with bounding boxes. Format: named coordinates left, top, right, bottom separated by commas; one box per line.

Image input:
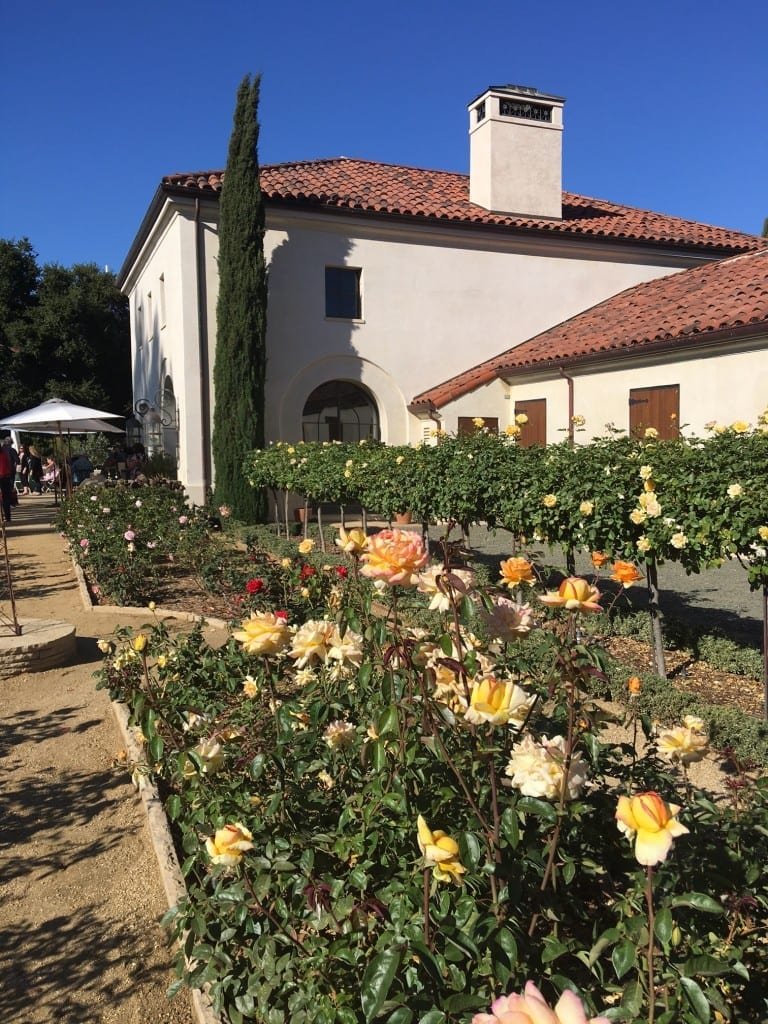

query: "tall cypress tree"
left=213, top=74, right=267, bottom=521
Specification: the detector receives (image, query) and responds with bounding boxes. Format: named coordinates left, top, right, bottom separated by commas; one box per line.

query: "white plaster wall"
left=124, top=200, right=217, bottom=503
left=505, top=343, right=768, bottom=441
left=123, top=197, right=725, bottom=500
left=262, top=209, right=698, bottom=445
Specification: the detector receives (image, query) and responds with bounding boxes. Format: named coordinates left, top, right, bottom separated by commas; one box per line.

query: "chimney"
left=469, top=84, right=565, bottom=219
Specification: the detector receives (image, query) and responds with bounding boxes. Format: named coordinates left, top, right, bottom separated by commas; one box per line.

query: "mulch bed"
left=602, top=636, right=765, bottom=717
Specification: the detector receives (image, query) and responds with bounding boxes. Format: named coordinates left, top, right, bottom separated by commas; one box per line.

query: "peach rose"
left=360, top=529, right=428, bottom=587
left=472, top=981, right=609, bottom=1024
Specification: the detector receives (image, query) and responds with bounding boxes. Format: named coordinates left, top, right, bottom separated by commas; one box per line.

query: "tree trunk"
left=646, top=558, right=667, bottom=680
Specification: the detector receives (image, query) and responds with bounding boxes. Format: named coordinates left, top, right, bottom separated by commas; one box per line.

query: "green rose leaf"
left=361, top=947, right=402, bottom=1023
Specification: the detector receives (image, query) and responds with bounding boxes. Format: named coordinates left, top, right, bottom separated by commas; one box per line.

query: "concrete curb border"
left=112, top=699, right=221, bottom=1024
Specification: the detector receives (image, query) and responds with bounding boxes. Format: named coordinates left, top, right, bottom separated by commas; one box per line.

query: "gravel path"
left=0, top=496, right=197, bottom=1024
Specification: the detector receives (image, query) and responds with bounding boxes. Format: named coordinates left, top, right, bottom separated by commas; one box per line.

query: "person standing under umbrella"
left=0, top=436, right=16, bottom=522
left=27, top=445, right=44, bottom=494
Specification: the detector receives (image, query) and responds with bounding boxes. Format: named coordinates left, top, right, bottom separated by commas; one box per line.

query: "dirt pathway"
left=1, top=496, right=196, bottom=1023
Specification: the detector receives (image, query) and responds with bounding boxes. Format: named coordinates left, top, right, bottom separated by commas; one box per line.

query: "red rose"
left=275, top=610, right=289, bottom=621
left=300, top=564, right=316, bottom=580
left=246, top=578, right=264, bottom=594
left=335, top=565, right=348, bottom=579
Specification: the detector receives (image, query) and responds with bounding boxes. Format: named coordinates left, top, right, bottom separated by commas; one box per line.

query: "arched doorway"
left=302, top=381, right=380, bottom=443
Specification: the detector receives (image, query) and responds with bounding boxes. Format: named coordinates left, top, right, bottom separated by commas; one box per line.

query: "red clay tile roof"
left=163, top=157, right=764, bottom=255
left=411, top=249, right=768, bottom=410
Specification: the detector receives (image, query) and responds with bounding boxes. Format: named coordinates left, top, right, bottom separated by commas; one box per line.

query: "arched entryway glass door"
left=301, top=381, right=380, bottom=443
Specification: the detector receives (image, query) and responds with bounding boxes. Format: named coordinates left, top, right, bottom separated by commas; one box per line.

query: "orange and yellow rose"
left=360, top=529, right=428, bottom=587
left=616, top=791, right=689, bottom=865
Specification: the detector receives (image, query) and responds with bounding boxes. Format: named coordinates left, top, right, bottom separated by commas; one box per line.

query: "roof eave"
left=495, top=319, right=768, bottom=379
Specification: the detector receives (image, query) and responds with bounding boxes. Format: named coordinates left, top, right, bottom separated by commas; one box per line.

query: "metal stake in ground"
left=0, top=516, right=22, bottom=636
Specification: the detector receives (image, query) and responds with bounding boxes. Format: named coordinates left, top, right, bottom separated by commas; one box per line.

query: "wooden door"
left=457, top=417, right=499, bottom=436
left=514, top=399, right=546, bottom=447
left=629, top=385, right=679, bottom=439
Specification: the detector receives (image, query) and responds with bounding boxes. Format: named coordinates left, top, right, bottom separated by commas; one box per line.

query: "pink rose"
left=123, top=530, right=136, bottom=541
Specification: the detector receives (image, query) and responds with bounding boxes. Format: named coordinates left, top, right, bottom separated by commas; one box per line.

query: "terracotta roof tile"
left=163, top=157, right=763, bottom=254
left=411, top=249, right=768, bottom=410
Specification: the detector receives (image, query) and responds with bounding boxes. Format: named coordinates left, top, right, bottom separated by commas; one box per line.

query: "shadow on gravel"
left=1, top=763, right=129, bottom=884
left=468, top=546, right=762, bottom=648
left=0, top=904, right=172, bottom=1023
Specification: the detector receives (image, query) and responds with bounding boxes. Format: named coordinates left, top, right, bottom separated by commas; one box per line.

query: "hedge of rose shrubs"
left=244, top=420, right=768, bottom=591
left=99, top=527, right=768, bottom=1024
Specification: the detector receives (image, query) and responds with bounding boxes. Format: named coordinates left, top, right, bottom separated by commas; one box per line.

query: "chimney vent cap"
left=469, top=84, right=565, bottom=107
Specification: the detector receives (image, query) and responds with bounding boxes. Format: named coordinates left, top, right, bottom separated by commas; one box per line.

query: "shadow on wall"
left=267, top=229, right=376, bottom=443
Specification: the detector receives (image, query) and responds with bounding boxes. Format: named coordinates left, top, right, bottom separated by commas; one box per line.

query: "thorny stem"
left=423, top=868, right=432, bottom=949
left=645, top=865, right=656, bottom=1024
left=488, top=752, right=502, bottom=911
left=529, top=619, right=579, bottom=936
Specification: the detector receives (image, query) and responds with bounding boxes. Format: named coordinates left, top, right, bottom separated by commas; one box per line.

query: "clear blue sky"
left=2, top=0, right=766, bottom=275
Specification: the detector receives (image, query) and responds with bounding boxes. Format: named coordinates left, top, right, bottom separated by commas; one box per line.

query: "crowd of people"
left=0, top=435, right=148, bottom=524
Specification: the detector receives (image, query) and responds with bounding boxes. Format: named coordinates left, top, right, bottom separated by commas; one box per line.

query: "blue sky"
left=2, top=0, right=766, bottom=275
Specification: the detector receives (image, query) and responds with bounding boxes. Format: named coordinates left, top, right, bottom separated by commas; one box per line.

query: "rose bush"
left=96, top=521, right=768, bottom=1023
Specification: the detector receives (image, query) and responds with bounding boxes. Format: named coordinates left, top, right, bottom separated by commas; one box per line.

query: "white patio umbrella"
left=0, top=398, right=124, bottom=497
left=28, top=418, right=125, bottom=435
left=0, top=397, right=123, bottom=432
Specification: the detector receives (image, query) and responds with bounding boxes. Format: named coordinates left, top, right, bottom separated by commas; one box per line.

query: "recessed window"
left=302, top=380, right=379, bottom=442
left=325, top=267, right=362, bottom=319
left=159, top=274, right=166, bottom=328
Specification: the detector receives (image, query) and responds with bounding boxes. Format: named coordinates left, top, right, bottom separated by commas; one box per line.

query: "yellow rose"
left=360, top=529, right=428, bottom=587
left=233, top=611, right=291, bottom=656
left=579, top=500, right=594, bottom=516
left=670, top=532, right=688, bottom=549
left=644, top=427, right=659, bottom=439
left=758, top=526, right=768, bottom=542
left=205, top=823, right=254, bottom=865
left=335, top=526, right=367, bottom=555
left=416, top=815, right=466, bottom=884
left=636, top=536, right=652, bottom=553
left=515, top=413, right=528, bottom=425
left=472, top=416, right=485, bottom=428
left=280, top=557, right=292, bottom=569
left=539, top=577, right=602, bottom=613
left=504, top=423, right=521, bottom=437
left=542, top=493, right=557, bottom=508
left=730, top=420, right=750, bottom=433
left=465, top=677, right=535, bottom=726
left=616, top=792, right=689, bottom=865
left=132, top=633, right=148, bottom=653
left=298, top=538, right=315, bottom=555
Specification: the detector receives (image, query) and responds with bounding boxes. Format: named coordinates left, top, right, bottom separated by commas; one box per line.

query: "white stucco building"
left=118, top=85, right=765, bottom=502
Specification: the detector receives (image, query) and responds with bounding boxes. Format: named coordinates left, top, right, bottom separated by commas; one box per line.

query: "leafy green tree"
left=0, top=238, right=130, bottom=417
left=213, top=74, right=267, bottom=522
left=0, top=238, right=40, bottom=415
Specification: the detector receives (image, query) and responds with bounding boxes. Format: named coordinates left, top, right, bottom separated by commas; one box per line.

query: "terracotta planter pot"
left=394, top=511, right=412, bottom=525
